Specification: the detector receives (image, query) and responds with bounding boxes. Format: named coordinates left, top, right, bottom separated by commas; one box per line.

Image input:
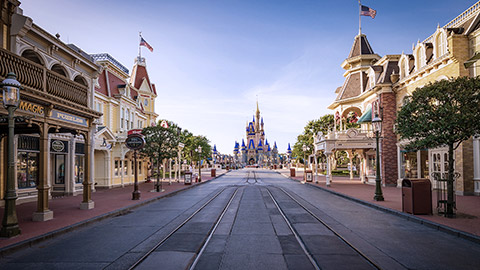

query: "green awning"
left=357, top=106, right=372, bottom=123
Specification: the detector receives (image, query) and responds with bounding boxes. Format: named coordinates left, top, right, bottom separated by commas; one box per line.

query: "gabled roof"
left=348, top=34, right=375, bottom=58
left=335, top=72, right=368, bottom=100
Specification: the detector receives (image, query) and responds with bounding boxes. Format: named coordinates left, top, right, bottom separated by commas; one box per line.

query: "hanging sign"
left=125, top=134, right=145, bottom=150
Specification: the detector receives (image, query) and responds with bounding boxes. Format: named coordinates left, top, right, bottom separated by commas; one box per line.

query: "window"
left=96, top=102, right=103, bottom=124
left=55, top=155, right=66, bottom=184
left=416, top=48, right=425, bottom=70
left=123, top=160, right=128, bottom=176
left=131, top=112, right=134, bottom=130
left=115, top=160, right=120, bottom=176
left=75, top=155, right=85, bottom=184
left=436, top=32, right=446, bottom=57
left=139, top=161, right=142, bottom=175
left=126, top=109, right=130, bottom=130
left=17, top=152, right=38, bottom=189
left=131, top=159, right=134, bottom=175
left=121, top=108, right=124, bottom=129
left=144, top=99, right=149, bottom=106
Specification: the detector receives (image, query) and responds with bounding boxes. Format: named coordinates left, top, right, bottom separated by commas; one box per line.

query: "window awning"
left=357, top=106, right=372, bottom=123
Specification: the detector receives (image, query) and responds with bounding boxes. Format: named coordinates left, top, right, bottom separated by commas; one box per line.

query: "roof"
left=336, top=72, right=367, bottom=100
left=357, top=106, right=372, bottom=123
left=348, top=34, right=375, bottom=58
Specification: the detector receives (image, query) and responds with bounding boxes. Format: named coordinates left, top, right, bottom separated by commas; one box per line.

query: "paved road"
left=1, top=169, right=480, bottom=269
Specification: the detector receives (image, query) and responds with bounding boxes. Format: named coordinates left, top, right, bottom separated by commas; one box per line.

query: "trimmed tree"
left=396, top=76, right=480, bottom=217
left=141, top=120, right=180, bottom=191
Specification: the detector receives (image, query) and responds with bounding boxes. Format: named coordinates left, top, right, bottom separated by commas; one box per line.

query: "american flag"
left=140, top=37, right=154, bottom=52
left=360, top=5, right=376, bottom=19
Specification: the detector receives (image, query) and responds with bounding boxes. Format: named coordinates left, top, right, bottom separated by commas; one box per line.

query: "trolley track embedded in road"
left=118, top=186, right=239, bottom=270
left=269, top=186, right=383, bottom=270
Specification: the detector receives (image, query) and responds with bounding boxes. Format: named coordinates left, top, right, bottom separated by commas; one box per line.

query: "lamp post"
left=1, top=72, right=22, bottom=237
left=195, top=146, right=202, bottom=182
left=372, top=114, right=384, bottom=201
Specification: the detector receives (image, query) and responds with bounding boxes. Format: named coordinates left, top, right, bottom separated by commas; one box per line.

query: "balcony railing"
left=0, top=48, right=88, bottom=107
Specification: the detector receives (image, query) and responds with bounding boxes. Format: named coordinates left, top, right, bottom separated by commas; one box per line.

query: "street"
left=1, top=169, right=480, bottom=270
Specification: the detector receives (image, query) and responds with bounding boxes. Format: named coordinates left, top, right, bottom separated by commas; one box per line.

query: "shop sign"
left=128, top=129, right=143, bottom=135
left=18, top=100, right=45, bottom=116
left=51, top=109, right=88, bottom=127
left=51, top=140, right=68, bottom=152
left=125, top=134, right=145, bottom=150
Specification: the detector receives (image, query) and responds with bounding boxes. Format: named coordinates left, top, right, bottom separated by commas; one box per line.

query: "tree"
left=141, top=120, right=181, bottom=191
left=292, top=114, right=334, bottom=161
left=396, top=76, right=480, bottom=217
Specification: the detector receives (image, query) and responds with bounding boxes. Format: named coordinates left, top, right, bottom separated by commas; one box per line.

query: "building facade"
left=92, top=54, right=158, bottom=188
left=316, top=1, right=480, bottom=196
left=1, top=1, right=101, bottom=223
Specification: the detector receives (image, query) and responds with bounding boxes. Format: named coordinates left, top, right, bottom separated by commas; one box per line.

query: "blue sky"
left=20, top=0, right=477, bottom=154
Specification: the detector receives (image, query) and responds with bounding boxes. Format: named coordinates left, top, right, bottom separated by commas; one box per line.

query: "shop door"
left=51, top=153, right=67, bottom=195
left=430, top=150, right=448, bottom=189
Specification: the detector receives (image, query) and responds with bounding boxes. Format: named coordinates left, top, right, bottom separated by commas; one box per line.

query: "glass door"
left=430, top=150, right=448, bottom=188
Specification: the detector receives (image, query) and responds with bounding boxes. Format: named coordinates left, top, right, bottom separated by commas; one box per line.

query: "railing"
left=0, top=48, right=88, bottom=107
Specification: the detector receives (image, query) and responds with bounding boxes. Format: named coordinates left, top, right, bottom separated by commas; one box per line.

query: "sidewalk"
left=0, top=169, right=226, bottom=253
left=277, top=169, right=480, bottom=241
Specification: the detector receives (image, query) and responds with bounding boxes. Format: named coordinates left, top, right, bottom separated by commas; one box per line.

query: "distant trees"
left=396, top=77, right=480, bottom=217
left=292, top=114, right=334, bottom=162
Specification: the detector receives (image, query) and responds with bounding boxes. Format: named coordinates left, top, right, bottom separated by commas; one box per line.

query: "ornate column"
left=325, top=152, right=332, bottom=187
left=33, top=122, right=53, bottom=221
left=80, top=129, right=94, bottom=210
left=346, top=150, right=354, bottom=180
left=357, top=150, right=366, bottom=184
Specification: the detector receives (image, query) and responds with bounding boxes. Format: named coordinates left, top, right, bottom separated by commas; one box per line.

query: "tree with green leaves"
left=396, top=76, right=480, bottom=217
left=141, top=120, right=181, bottom=191
left=292, top=114, right=334, bottom=162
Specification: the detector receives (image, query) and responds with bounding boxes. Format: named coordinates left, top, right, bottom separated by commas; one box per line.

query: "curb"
left=0, top=172, right=228, bottom=257
left=276, top=171, right=480, bottom=245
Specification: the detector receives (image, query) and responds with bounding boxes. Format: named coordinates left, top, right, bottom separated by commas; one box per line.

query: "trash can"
left=305, top=170, right=313, bottom=182
left=402, top=179, right=432, bottom=215
left=211, top=168, right=216, bottom=177
left=290, top=168, right=296, bottom=177
left=184, top=172, right=192, bottom=185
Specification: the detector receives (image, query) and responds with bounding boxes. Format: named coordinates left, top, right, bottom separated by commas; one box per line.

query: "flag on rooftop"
left=360, top=5, right=376, bottom=19
left=140, top=37, right=153, bottom=52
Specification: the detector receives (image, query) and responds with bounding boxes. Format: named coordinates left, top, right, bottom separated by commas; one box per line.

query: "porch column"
left=357, top=150, right=366, bottom=184
left=346, top=150, right=354, bottom=180
left=169, top=158, right=172, bottom=185
left=33, top=123, right=53, bottom=221
left=80, top=130, right=94, bottom=210
left=325, top=152, right=332, bottom=187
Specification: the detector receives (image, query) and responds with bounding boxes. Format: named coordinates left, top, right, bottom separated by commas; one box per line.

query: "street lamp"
left=1, top=72, right=22, bottom=237
left=372, top=113, right=384, bottom=201
left=178, top=142, right=184, bottom=182
left=195, top=146, right=202, bottom=182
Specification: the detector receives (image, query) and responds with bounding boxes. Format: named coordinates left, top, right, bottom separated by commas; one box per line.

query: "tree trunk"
left=447, top=143, right=455, bottom=218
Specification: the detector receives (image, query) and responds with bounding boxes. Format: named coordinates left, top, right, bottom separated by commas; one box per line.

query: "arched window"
left=436, top=31, right=447, bottom=57
left=416, top=47, right=425, bottom=70
left=21, top=49, right=44, bottom=66
left=51, top=64, right=67, bottom=77
left=74, top=75, right=88, bottom=87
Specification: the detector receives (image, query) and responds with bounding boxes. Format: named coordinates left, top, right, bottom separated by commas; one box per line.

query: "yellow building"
left=316, top=1, right=480, bottom=197
left=92, top=54, right=158, bottom=188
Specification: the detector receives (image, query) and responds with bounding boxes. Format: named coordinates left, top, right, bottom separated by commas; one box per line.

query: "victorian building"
left=237, top=102, right=278, bottom=166
left=315, top=1, right=480, bottom=196
left=91, top=54, right=158, bottom=188
left=1, top=0, right=101, bottom=226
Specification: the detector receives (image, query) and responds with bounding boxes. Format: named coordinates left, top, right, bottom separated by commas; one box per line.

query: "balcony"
left=0, top=48, right=88, bottom=107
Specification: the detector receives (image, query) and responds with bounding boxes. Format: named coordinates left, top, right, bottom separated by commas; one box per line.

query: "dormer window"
left=435, top=31, right=447, bottom=58
left=144, top=99, right=148, bottom=106
left=416, top=46, right=426, bottom=70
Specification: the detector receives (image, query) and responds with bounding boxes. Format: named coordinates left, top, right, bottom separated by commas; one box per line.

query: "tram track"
left=266, top=186, right=382, bottom=270
left=100, top=186, right=239, bottom=270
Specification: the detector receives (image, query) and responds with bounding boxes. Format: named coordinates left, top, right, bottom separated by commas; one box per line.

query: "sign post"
left=126, top=133, right=145, bottom=200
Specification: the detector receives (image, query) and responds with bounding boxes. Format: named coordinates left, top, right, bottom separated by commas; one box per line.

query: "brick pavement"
left=279, top=168, right=480, bottom=239
left=0, top=170, right=224, bottom=252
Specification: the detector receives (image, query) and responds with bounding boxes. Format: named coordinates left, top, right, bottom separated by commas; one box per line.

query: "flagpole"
left=139, top=31, right=142, bottom=59
left=358, top=0, right=362, bottom=35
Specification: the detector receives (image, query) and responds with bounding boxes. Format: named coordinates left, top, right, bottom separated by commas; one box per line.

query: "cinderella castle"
left=234, top=102, right=279, bottom=166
